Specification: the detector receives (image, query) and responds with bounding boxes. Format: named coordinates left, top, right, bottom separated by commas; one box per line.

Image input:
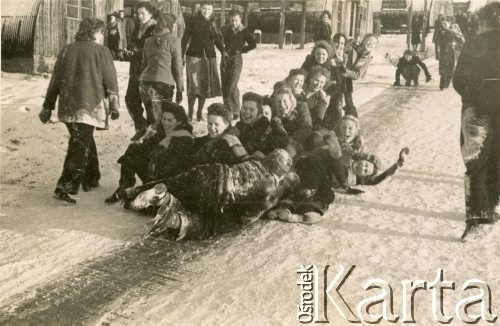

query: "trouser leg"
left=395, top=68, right=402, bottom=84
left=117, top=143, right=152, bottom=190
left=126, top=75, right=147, bottom=132
left=82, top=134, right=100, bottom=186
left=460, top=106, right=495, bottom=224
left=344, top=92, right=358, bottom=117
left=56, top=123, right=96, bottom=194
left=410, top=65, right=421, bottom=85
left=140, top=81, right=175, bottom=126
left=324, top=92, right=343, bottom=130
left=223, top=54, right=243, bottom=117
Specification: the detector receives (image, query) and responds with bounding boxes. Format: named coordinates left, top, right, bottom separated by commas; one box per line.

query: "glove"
left=398, top=147, right=410, bottom=166
left=39, top=108, right=52, bottom=124
left=426, top=75, right=432, bottom=83
left=109, top=95, right=120, bottom=120
left=346, top=187, right=365, bottom=195
left=175, top=90, right=183, bottom=104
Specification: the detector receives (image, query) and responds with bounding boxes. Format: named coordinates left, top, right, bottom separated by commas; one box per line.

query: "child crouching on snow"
left=393, top=50, right=432, bottom=87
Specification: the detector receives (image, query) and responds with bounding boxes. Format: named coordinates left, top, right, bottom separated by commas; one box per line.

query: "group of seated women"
left=105, top=38, right=409, bottom=240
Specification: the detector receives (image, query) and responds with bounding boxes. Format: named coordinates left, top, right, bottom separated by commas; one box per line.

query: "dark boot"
left=54, top=189, right=77, bottom=205
left=105, top=187, right=125, bottom=204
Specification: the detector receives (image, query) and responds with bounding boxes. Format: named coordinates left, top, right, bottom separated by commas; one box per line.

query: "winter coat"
left=119, top=127, right=193, bottom=182
left=397, top=55, right=431, bottom=78
left=43, top=40, right=118, bottom=129
left=305, top=90, right=328, bottom=129
left=125, top=17, right=136, bottom=51
left=453, top=29, right=500, bottom=111
left=129, top=19, right=156, bottom=76
left=313, top=21, right=332, bottom=42
left=221, top=24, right=256, bottom=54
left=437, top=29, right=462, bottom=76
left=279, top=102, right=313, bottom=147
left=181, top=12, right=225, bottom=58
left=107, top=21, right=120, bottom=51
left=233, top=116, right=289, bottom=157
left=140, top=28, right=183, bottom=91
left=117, top=18, right=127, bottom=50
left=191, top=132, right=248, bottom=165
left=344, top=42, right=372, bottom=93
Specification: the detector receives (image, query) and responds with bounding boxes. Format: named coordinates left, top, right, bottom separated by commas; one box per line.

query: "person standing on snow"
left=220, top=9, right=256, bottom=120
left=453, top=2, right=500, bottom=241
left=39, top=17, right=119, bottom=204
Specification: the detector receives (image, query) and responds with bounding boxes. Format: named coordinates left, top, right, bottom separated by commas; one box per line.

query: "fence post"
left=299, top=1, right=306, bottom=49
left=279, top=0, right=286, bottom=49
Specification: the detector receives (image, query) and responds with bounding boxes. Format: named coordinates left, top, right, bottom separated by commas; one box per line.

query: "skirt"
left=186, top=56, right=222, bottom=98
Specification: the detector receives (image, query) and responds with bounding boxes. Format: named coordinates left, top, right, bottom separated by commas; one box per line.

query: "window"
left=67, top=0, right=93, bottom=20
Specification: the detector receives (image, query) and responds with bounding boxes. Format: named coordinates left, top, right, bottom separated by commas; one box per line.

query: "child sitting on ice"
left=393, top=50, right=432, bottom=87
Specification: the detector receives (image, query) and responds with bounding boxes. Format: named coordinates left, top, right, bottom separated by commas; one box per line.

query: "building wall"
left=33, top=0, right=123, bottom=73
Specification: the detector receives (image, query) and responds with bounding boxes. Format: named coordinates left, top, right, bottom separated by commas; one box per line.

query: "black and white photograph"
left=0, top=0, right=499, bottom=324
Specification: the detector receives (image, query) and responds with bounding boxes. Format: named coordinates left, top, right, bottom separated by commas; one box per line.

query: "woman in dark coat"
left=191, top=103, right=249, bottom=165
left=139, top=14, right=184, bottom=126
left=411, top=16, right=423, bottom=52
left=39, top=17, right=119, bottom=204
left=232, top=92, right=289, bottom=159
left=107, top=14, right=120, bottom=60
left=313, top=10, right=332, bottom=43
left=181, top=2, right=226, bottom=121
left=125, top=1, right=158, bottom=132
left=453, top=3, right=500, bottom=241
left=105, top=102, right=193, bottom=204
left=436, top=20, right=465, bottom=90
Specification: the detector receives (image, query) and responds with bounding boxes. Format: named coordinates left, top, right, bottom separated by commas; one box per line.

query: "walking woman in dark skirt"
left=181, top=1, right=226, bottom=121
left=453, top=3, right=500, bottom=241
left=39, top=17, right=119, bottom=204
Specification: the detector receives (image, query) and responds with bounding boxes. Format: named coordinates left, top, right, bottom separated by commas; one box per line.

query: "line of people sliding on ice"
left=39, top=1, right=409, bottom=241
left=104, top=32, right=409, bottom=240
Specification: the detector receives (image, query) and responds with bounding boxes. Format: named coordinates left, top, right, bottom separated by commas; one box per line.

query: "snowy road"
left=1, top=35, right=498, bottom=325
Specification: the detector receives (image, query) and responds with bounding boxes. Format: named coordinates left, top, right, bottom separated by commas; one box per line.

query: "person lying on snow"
left=267, top=146, right=410, bottom=225
left=130, top=149, right=299, bottom=240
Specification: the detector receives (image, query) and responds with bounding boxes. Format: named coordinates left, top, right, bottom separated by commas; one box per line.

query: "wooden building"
left=1, top=0, right=123, bottom=73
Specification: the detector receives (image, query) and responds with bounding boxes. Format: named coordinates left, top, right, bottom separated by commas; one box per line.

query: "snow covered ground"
left=0, top=34, right=498, bottom=325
